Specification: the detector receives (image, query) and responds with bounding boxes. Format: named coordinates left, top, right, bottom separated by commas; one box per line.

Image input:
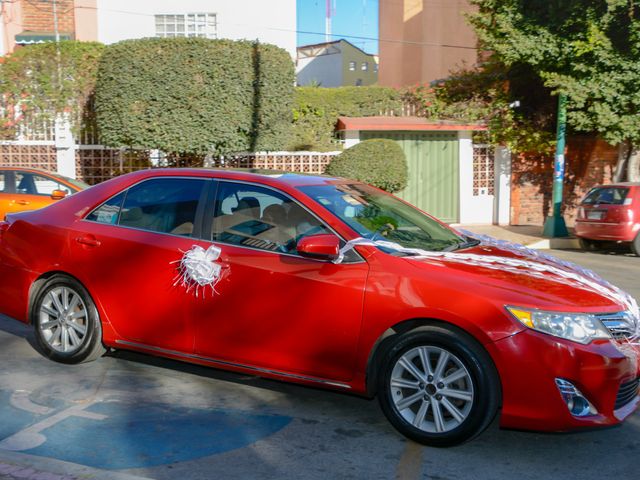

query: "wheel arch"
left=28, top=271, right=94, bottom=325
left=364, top=317, right=503, bottom=402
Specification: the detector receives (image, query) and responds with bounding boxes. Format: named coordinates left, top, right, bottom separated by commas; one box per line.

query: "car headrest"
left=121, top=206, right=143, bottom=222
left=262, top=204, right=287, bottom=224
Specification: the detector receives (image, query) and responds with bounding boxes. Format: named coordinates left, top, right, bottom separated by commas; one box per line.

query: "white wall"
left=96, top=0, right=296, bottom=57
left=296, top=53, right=343, bottom=87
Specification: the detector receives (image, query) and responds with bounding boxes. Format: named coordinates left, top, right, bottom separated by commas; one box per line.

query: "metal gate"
left=360, top=131, right=460, bottom=223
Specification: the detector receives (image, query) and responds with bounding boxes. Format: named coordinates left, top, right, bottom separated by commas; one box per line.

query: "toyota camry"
left=0, top=169, right=638, bottom=446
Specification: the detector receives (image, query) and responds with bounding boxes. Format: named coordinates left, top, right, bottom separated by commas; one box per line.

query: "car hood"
left=401, top=241, right=638, bottom=313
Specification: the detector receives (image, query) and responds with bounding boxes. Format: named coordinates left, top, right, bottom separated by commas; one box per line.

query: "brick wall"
left=22, top=0, right=76, bottom=34
left=511, top=137, right=618, bottom=226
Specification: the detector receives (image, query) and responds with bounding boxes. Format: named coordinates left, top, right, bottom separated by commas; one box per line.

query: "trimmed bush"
left=325, top=139, right=408, bottom=192
left=95, top=37, right=294, bottom=155
left=290, top=86, right=404, bottom=151
left=0, top=41, right=104, bottom=135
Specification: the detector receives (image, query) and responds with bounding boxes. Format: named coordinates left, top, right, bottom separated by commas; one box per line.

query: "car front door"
left=193, top=180, right=369, bottom=383
left=66, top=176, right=210, bottom=353
left=9, top=171, right=64, bottom=214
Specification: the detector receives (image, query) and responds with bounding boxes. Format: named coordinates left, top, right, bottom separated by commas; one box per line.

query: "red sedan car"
left=575, top=183, right=640, bottom=255
left=0, top=169, right=638, bottom=446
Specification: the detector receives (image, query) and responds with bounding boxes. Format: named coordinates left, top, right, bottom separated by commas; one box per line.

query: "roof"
left=595, top=182, right=640, bottom=188
left=121, top=168, right=342, bottom=189
left=297, top=39, right=376, bottom=58
left=297, top=39, right=341, bottom=51
left=337, top=116, right=487, bottom=132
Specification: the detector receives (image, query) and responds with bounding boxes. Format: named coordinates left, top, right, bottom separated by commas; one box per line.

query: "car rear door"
left=192, top=180, right=369, bottom=383
left=65, top=176, right=210, bottom=353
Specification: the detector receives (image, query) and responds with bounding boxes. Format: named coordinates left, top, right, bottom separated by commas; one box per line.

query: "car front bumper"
left=491, top=330, right=639, bottom=431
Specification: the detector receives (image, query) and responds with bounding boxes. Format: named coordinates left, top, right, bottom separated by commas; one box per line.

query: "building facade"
left=296, top=39, right=378, bottom=87
left=337, top=117, right=511, bottom=225
left=378, top=0, right=478, bottom=87
left=0, top=0, right=296, bottom=57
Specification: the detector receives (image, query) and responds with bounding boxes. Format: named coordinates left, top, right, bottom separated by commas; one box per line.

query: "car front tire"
left=377, top=326, right=500, bottom=447
left=32, top=275, right=106, bottom=364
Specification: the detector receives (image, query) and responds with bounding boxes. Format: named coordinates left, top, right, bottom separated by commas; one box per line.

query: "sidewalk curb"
left=526, top=238, right=581, bottom=250
left=0, top=450, right=153, bottom=480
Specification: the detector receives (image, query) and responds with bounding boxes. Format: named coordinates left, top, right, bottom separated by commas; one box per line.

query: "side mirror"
left=51, top=189, right=67, bottom=200
left=297, top=234, right=341, bottom=261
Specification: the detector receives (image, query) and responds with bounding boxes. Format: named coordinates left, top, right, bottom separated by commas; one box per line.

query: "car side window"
left=14, top=172, right=71, bottom=196
left=211, top=181, right=331, bottom=254
left=86, top=192, right=126, bottom=225
left=0, top=171, right=7, bottom=193
left=118, top=178, right=206, bottom=237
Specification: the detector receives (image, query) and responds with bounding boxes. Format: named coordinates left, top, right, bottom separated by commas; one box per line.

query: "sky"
left=296, top=0, right=379, bottom=54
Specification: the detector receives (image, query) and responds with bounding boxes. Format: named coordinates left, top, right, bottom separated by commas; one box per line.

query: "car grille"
left=599, top=313, right=637, bottom=340
left=615, top=378, right=640, bottom=410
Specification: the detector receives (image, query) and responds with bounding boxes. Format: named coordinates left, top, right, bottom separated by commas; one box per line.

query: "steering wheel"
left=368, top=223, right=395, bottom=242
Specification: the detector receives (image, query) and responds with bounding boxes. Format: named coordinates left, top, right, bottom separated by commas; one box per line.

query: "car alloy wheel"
left=378, top=326, right=500, bottom=447
left=39, top=286, right=89, bottom=354
left=390, top=346, right=474, bottom=433
left=32, top=275, right=105, bottom=364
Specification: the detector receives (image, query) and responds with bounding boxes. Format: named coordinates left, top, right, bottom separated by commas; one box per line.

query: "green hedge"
left=0, top=41, right=104, bottom=136
left=95, top=37, right=294, bottom=155
left=325, top=139, right=408, bottom=192
left=289, top=86, right=403, bottom=151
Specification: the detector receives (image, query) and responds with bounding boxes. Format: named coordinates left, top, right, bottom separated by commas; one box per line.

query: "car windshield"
left=582, top=187, right=629, bottom=205
left=298, top=183, right=467, bottom=252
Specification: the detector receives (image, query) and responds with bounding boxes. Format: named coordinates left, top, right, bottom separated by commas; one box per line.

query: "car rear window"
left=582, top=187, right=629, bottom=205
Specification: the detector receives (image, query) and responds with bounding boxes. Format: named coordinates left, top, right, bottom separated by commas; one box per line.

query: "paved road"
left=0, top=249, right=638, bottom=480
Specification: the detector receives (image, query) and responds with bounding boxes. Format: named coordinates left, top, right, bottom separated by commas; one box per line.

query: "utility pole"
left=543, top=93, right=570, bottom=238
left=0, top=0, right=5, bottom=56
left=325, top=0, right=332, bottom=42
left=52, top=0, right=60, bottom=42
left=49, top=0, right=75, bottom=179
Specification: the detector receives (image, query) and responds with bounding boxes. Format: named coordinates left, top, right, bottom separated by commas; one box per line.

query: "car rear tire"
left=579, top=238, right=602, bottom=251
left=377, top=326, right=500, bottom=447
left=32, top=275, right=106, bottom=364
left=632, top=234, right=640, bottom=257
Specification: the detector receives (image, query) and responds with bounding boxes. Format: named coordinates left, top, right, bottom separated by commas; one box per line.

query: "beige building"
left=296, top=40, right=378, bottom=87
left=378, top=0, right=479, bottom=87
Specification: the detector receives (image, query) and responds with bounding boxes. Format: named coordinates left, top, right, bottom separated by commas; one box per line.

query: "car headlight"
left=506, top=306, right=611, bottom=344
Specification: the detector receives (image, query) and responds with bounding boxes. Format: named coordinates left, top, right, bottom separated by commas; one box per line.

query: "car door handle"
left=15, top=200, right=30, bottom=205
left=75, top=234, right=101, bottom=247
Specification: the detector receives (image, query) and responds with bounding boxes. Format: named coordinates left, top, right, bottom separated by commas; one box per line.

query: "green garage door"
left=360, top=131, right=460, bottom=223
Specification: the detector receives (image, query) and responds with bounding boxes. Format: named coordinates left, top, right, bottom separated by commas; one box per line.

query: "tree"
left=0, top=41, right=104, bottom=136
left=95, top=38, right=294, bottom=156
left=469, top=0, right=640, bottom=181
left=290, top=86, right=403, bottom=151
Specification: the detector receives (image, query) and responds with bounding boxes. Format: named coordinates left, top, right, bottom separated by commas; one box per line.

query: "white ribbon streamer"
left=334, top=233, right=639, bottom=339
